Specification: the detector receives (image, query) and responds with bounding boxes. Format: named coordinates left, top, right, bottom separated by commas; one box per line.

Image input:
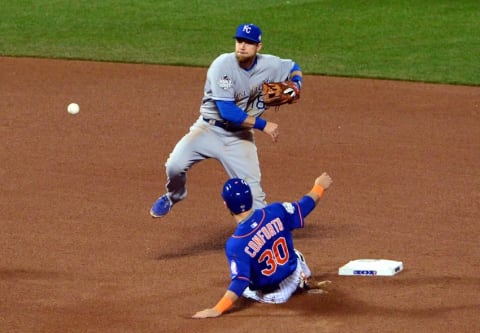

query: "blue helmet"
left=221, top=178, right=253, bottom=214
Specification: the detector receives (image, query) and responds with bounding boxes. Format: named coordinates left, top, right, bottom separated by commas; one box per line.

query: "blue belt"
left=203, top=117, right=239, bottom=131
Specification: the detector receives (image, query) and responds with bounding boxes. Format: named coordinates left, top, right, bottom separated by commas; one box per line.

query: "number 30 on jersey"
left=258, top=237, right=289, bottom=276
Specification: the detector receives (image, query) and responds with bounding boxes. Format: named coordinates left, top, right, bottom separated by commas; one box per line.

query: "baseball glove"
left=262, top=81, right=300, bottom=108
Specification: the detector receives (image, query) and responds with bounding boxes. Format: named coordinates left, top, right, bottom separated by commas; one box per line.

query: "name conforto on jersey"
left=244, top=218, right=284, bottom=258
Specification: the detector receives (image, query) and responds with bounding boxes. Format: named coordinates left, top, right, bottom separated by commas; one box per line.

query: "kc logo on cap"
left=234, top=23, right=262, bottom=43
left=242, top=25, right=252, bottom=33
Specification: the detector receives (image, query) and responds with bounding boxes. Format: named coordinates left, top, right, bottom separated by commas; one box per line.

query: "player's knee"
left=165, top=159, right=188, bottom=177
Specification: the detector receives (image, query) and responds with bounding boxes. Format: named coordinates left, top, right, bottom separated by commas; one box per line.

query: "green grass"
left=1, top=0, right=479, bottom=85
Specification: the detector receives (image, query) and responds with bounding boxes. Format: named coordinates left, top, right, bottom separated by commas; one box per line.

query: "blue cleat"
left=150, top=194, right=172, bottom=218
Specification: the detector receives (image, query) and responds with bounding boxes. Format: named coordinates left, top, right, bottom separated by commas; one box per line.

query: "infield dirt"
left=1, top=57, right=479, bottom=332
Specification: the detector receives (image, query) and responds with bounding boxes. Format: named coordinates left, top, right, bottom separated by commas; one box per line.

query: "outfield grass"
left=1, top=0, right=478, bottom=85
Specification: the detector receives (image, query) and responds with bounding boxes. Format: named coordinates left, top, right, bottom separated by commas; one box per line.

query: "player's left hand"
left=192, top=308, right=222, bottom=319
left=262, top=81, right=300, bottom=107
left=263, top=121, right=279, bottom=143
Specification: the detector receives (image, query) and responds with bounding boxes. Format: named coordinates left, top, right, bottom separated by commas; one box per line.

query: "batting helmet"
left=221, top=178, right=253, bottom=214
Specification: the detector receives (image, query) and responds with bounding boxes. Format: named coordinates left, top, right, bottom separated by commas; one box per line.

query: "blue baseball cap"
left=234, top=23, right=262, bottom=43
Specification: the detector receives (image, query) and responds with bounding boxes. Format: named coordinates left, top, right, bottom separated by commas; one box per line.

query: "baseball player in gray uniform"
left=150, top=23, right=303, bottom=218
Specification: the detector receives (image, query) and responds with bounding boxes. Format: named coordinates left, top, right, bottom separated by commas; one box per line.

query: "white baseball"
left=67, top=103, right=80, bottom=115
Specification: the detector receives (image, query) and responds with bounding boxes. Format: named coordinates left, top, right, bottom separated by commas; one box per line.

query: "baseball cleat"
left=299, top=271, right=332, bottom=293
left=306, top=279, right=332, bottom=294
left=150, top=194, right=172, bottom=218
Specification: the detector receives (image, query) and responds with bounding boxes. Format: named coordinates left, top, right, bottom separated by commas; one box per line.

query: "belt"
left=203, top=117, right=227, bottom=129
left=203, top=117, right=238, bottom=131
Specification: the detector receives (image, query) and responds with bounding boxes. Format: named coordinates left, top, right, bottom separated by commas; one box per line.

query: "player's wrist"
left=213, top=295, right=233, bottom=314
left=253, top=117, right=267, bottom=130
left=310, top=184, right=324, bottom=197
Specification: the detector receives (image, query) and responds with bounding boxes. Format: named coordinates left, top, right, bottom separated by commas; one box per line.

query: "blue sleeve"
left=272, top=195, right=315, bottom=230
left=225, top=240, right=251, bottom=297
left=290, top=62, right=303, bottom=89
left=296, top=195, right=316, bottom=218
left=215, top=100, right=248, bottom=124
left=227, top=278, right=250, bottom=297
left=291, top=62, right=301, bottom=73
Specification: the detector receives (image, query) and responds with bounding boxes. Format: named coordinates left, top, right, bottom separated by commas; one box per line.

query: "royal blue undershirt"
left=215, top=100, right=248, bottom=124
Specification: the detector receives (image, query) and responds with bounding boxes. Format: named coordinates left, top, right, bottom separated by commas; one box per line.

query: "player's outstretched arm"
left=192, top=290, right=239, bottom=319
left=307, top=172, right=333, bottom=203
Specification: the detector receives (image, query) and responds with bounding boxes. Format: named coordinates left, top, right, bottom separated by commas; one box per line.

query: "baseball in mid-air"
left=67, top=102, right=80, bottom=115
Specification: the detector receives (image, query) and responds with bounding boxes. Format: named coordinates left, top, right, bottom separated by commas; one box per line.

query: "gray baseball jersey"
left=201, top=52, right=296, bottom=119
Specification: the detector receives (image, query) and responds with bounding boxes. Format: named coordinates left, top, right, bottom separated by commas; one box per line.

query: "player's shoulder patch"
left=218, top=75, right=233, bottom=90
left=282, top=202, right=296, bottom=214
left=230, top=259, right=239, bottom=278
